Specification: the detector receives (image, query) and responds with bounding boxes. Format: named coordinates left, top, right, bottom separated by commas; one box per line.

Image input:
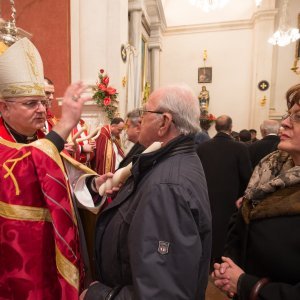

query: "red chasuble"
left=69, top=119, right=95, bottom=165
left=0, top=122, right=83, bottom=299
left=45, top=109, right=59, bottom=134
left=91, top=125, right=124, bottom=175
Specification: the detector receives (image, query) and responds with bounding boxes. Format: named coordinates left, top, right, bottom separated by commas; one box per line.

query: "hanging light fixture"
left=189, top=0, right=231, bottom=13
left=268, top=0, right=300, bottom=47
left=189, top=0, right=264, bottom=13
left=255, top=0, right=262, bottom=7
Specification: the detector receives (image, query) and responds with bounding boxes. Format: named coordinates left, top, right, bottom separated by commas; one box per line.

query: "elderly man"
left=0, top=37, right=109, bottom=299
left=82, top=85, right=212, bottom=300
left=118, top=108, right=145, bottom=168
left=248, top=119, right=280, bottom=168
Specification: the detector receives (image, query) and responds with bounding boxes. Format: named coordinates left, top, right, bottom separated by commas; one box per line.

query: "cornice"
left=164, top=9, right=277, bottom=36
left=128, top=0, right=143, bottom=13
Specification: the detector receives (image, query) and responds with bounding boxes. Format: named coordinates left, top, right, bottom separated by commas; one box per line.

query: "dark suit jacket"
left=196, top=132, right=252, bottom=260
left=248, top=134, right=280, bottom=168
left=118, top=142, right=145, bottom=169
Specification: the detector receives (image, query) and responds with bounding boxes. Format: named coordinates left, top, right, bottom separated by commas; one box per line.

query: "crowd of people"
left=0, top=34, right=300, bottom=300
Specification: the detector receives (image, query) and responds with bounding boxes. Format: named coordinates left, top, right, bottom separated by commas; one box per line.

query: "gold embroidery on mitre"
left=0, top=200, right=51, bottom=222
left=56, top=246, right=79, bottom=290
left=1, top=83, right=45, bottom=97
left=26, top=44, right=39, bottom=79
left=3, top=151, right=31, bottom=195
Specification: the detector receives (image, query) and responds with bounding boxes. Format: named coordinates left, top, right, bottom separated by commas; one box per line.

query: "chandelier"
left=268, top=0, right=300, bottom=47
left=189, top=0, right=264, bottom=12
left=255, top=0, right=262, bottom=7
left=189, top=0, right=231, bottom=13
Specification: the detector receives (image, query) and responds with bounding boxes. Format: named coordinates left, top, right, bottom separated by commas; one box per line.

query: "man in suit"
left=196, top=115, right=252, bottom=266
left=249, top=128, right=259, bottom=143
left=119, top=108, right=145, bottom=168
left=248, top=119, right=280, bottom=168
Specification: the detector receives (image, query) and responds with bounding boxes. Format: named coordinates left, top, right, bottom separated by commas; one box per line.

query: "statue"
left=198, top=85, right=209, bottom=111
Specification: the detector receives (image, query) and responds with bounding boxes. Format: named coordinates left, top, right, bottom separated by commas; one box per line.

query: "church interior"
left=0, top=1, right=299, bottom=299
left=1, top=0, right=299, bottom=138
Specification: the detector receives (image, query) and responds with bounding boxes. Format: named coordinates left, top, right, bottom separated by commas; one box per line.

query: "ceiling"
left=160, top=0, right=258, bottom=27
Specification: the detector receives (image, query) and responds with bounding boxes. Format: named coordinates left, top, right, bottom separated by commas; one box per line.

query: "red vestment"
left=0, top=117, right=86, bottom=299
left=91, top=125, right=124, bottom=175
left=68, top=119, right=95, bottom=165
left=45, top=109, right=58, bottom=134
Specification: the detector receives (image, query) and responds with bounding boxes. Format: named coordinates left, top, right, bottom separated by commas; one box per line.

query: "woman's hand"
left=212, top=256, right=245, bottom=297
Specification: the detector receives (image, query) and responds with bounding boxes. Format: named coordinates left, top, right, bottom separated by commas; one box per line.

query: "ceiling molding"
left=164, top=8, right=277, bottom=36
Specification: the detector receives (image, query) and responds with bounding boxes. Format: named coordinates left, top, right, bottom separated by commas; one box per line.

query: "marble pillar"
left=249, top=1, right=277, bottom=128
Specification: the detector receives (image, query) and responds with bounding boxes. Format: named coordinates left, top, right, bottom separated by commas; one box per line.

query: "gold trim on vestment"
left=3, top=151, right=31, bottom=195
left=0, top=137, right=26, bottom=149
left=105, top=140, right=113, bottom=173
left=0, top=200, right=51, bottom=222
left=32, top=139, right=66, bottom=172
left=60, top=151, right=97, bottom=175
left=56, top=245, right=79, bottom=290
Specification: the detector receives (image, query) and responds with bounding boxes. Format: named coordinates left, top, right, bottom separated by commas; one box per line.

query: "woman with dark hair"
left=212, top=83, right=300, bottom=300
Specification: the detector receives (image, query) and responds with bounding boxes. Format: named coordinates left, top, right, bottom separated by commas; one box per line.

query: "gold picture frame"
left=198, top=67, right=212, bottom=83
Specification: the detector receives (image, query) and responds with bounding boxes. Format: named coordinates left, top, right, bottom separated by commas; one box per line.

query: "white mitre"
left=0, top=37, right=45, bottom=98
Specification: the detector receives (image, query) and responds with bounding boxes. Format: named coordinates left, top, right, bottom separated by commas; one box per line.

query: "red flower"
left=100, top=69, right=104, bottom=74
left=103, top=97, right=111, bottom=106
left=106, top=86, right=117, bottom=95
left=98, top=83, right=106, bottom=91
left=102, top=76, right=109, bottom=86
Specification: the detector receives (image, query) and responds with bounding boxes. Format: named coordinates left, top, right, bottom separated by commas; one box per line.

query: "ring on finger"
left=72, top=94, right=80, bottom=101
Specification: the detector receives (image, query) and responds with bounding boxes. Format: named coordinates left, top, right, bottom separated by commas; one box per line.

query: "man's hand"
left=82, top=140, right=96, bottom=153
left=94, top=172, right=121, bottom=197
left=52, top=82, right=91, bottom=140
left=64, top=142, right=77, bottom=153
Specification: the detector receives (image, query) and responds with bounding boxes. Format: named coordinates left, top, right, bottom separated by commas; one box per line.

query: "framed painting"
left=198, top=67, right=212, bottom=83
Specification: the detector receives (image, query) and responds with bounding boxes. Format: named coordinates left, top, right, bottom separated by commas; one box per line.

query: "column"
left=129, top=0, right=143, bottom=108
left=249, top=1, right=277, bottom=128
left=148, top=23, right=163, bottom=91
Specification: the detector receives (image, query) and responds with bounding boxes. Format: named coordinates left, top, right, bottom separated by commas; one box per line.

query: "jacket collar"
left=131, top=134, right=195, bottom=179
left=214, top=131, right=233, bottom=139
left=102, top=135, right=195, bottom=212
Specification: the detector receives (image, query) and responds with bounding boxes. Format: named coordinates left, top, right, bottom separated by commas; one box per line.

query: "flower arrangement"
left=93, top=69, right=118, bottom=121
left=200, top=111, right=216, bottom=131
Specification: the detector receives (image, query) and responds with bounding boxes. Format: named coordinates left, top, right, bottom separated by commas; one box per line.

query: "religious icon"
left=198, top=85, right=210, bottom=110
left=198, top=67, right=212, bottom=83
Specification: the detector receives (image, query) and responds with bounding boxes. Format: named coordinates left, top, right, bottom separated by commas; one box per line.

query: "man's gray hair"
left=261, top=120, right=280, bottom=135
left=155, top=84, right=200, bottom=135
left=126, top=109, right=140, bottom=126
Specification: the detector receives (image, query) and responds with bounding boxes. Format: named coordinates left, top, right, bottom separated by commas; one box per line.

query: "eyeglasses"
left=281, top=112, right=300, bottom=123
left=138, top=108, right=164, bottom=117
left=6, top=99, right=48, bottom=110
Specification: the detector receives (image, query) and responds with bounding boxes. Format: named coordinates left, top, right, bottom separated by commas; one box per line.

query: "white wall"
left=160, top=28, right=253, bottom=133
left=71, top=0, right=129, bottom=128
left=272, top=0, right=300, bottom=116
left=160, top=0, right=300, bottom=136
